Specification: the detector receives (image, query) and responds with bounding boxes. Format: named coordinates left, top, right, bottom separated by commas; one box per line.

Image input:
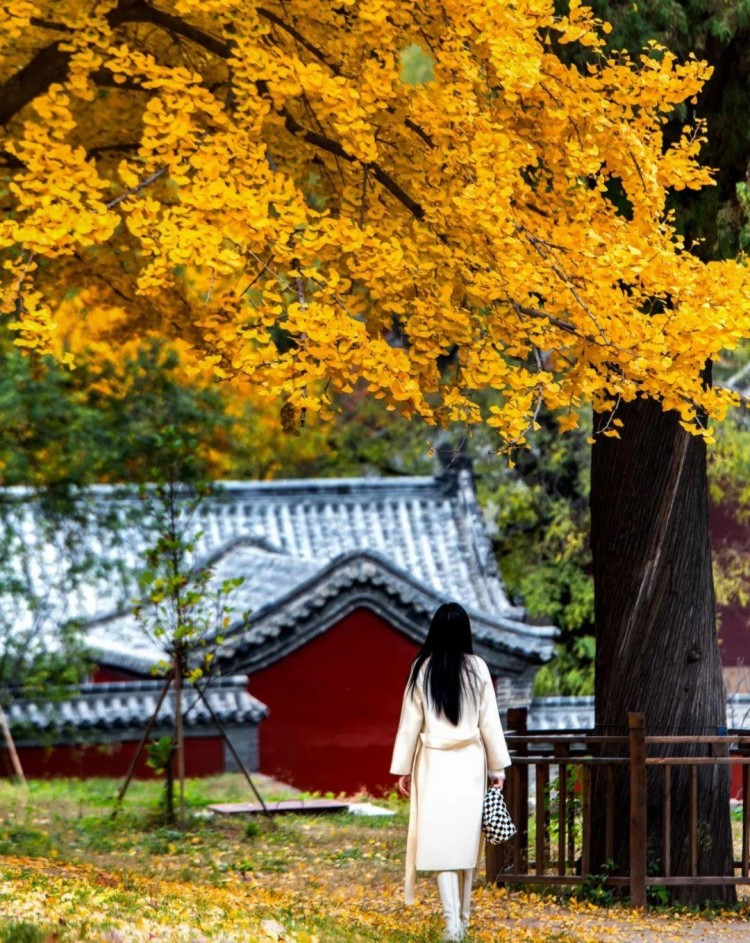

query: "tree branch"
left=2, top=0, right=430, bottom=227
left=0, top=150, right=23, bottom=169
left=90, top=68, right=150, bottom=92
left=128, top=4, right=431, bottom=221
left=256, top=6, right=343, bottom=76
left=105, top=165, right=168, bottom=209
left=510, top=300, right=591, bottom=342
left=29, top=18, right=76, bottom=34
left=0, top=142, right=140, bottom=173
left=256, top=6, right=434, bottom=148
left=259, top=82, right=426, bottom=221
left=126, top=1, right=231, bottom=57
left=0, top=41, right=71, bottom=126
left=0, top=0, right=149, bottom=126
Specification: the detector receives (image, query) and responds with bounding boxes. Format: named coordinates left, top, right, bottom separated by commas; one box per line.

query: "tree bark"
left=113, top=671, right=172, bottom=813
left=590, top=396, right=735, bottom=904
left=174, top=658, right=186, bottom=830
left=165, top=749, right=175, bottom=826
left=0, top=705, right=26, bottom=788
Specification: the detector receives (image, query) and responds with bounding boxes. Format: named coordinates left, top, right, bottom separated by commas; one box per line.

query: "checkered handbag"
left=482, top=785, right=516, bottom=844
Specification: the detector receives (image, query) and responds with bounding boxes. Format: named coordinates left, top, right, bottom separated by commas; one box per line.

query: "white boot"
left=458, top=868, right=473, bottom=934
left=437, top=871, right=464, bottom=942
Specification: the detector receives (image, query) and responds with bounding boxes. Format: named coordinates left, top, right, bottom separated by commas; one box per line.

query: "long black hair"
left=407, top=602, right=479, bottom=725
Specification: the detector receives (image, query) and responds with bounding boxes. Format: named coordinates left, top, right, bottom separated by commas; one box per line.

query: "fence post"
left=487, top=706, right=526, bottom=883
left=507, top=706, right=529, bottom=872
left=628, top=712, right=647, bottom=910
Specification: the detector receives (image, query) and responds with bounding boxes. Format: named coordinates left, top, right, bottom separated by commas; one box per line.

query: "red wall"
left=711, top=502, right=750, bottom=669
left=249, top=607, right=418, bottom=796
left=6, top=736, right=224, bottom=779
left=91, top=667, right=142, bottom=683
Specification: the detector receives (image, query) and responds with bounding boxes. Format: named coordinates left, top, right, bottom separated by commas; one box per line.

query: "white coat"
left=390, top=654, right=511, bottom=904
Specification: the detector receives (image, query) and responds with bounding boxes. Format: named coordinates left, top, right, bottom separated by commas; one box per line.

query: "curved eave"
left=215, top=550, right=558, bottom=676
left=7, top=677, right=269, bottom=743
left=89, top=550, right=558, bottom=677
left=89, top=646, right=160, bottom=677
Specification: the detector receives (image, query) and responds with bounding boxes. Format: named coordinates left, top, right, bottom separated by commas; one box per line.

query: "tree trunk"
left=0, top=705, right=26, bottom=788
left=174, top=659, right=186, bottom=830
left=165, top=750, right=175, bottom=826
left=590, top=396, right=735, bottom=904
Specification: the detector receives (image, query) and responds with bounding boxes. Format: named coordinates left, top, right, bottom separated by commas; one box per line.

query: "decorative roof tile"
left=527, top=695, right=750, bottom=733
left=7, top=676, right=267, bottom=743
left=528, top=696, right=595, bottom=732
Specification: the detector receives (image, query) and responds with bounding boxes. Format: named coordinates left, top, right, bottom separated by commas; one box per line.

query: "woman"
left=390, top=602, right=511, bottom=942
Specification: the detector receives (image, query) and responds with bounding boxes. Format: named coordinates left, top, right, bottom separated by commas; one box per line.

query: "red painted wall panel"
left=711, top=502, right=750, bottom=668
left=91, top=667, right=142, bottom=683
left=249, top=608, right=418, bottom=795
left=6, top=736, right=224, bottom=779
left=731, top=763, right=744, bottom=801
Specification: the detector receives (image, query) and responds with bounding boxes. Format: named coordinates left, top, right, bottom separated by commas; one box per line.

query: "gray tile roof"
left=188, top=472, right=520, bottom=615
left=724, top=360, right=750, bottom=399
left=5, top=470, right=557, bottom=674
left=7, top=676, right=267, bottom=744
left=528, top=696, right=595, bottom=731
left=526, top=695, right=750, bottom=733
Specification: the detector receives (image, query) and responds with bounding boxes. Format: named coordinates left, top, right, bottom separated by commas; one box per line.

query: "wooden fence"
left=485, top=707, right=750, bottom=908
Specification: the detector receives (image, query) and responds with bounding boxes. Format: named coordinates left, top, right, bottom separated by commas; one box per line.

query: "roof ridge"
left=222, top=548, right=556, bottom=644
left=0, top=475, right=448, bottom=501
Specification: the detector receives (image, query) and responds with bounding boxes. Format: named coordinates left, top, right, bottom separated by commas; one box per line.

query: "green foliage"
left=477, top=413, right=595, bottom=696
left=533, top=637, right=596, bottom=697
left=0, top=486, right=96, bottom=711
left=233, top=390, right=435, bottom=480
left=706, top=344, right=750, bottom=613
left=92, top=340, right=231, bottom=485
left=733, top=182, right=750, bottom=253
left=0, top=335, right=235, bottom=711
left=708, top=412, right=750, bottom=520
left=0, top=346, right=107, bottom=711
left=399, top=44, right=435, bottom=85
left=572, top=859, right=618, bottom=907
left=584, top=1, right=750, bottom=259
left=0, top=336, right=231, bottom=489
left=648, top=882, right=672, bottom=907
left=144, top=732, right=177, bottom=825
left=589, top=0, right=750, bottom=52
left=132, top=479, right=245, bottom=679
left=129, top=417, right=248, bottom=826
left=0, top=348, right=101, bottom=488
left=645, top=857, right=672, bottom=907
left=146, top=736, right=175, bottom=776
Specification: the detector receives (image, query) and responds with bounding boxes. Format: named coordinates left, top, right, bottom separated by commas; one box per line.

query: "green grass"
left=0, top=774, right=407, bottom=888
left=0, top=775, right=425, bottom=941
left=0, top=923, right=55, bottom=943
left=3, top=776, right=750, bottom=942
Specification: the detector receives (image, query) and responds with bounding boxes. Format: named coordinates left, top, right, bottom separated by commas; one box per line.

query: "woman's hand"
left=397, top=775, right=411, bottom=797
left=489, top=774, right=505, bottom=790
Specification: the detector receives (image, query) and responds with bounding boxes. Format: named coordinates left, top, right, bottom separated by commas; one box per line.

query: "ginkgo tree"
left=2, top=0, right=748, bottom=437
left=2, top=0, right=749, bottom=900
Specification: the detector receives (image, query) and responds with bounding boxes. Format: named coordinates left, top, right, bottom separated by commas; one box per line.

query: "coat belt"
left=419, top=732, right=482, bottom=751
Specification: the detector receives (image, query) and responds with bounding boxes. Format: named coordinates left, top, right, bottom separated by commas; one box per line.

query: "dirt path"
left=496, top=912, right=750, bottom=942
left=464, top=887, right=750, bottom=943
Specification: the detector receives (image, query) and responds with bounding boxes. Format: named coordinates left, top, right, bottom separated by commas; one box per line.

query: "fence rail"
left=485, top=708, right=750, bottom=908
